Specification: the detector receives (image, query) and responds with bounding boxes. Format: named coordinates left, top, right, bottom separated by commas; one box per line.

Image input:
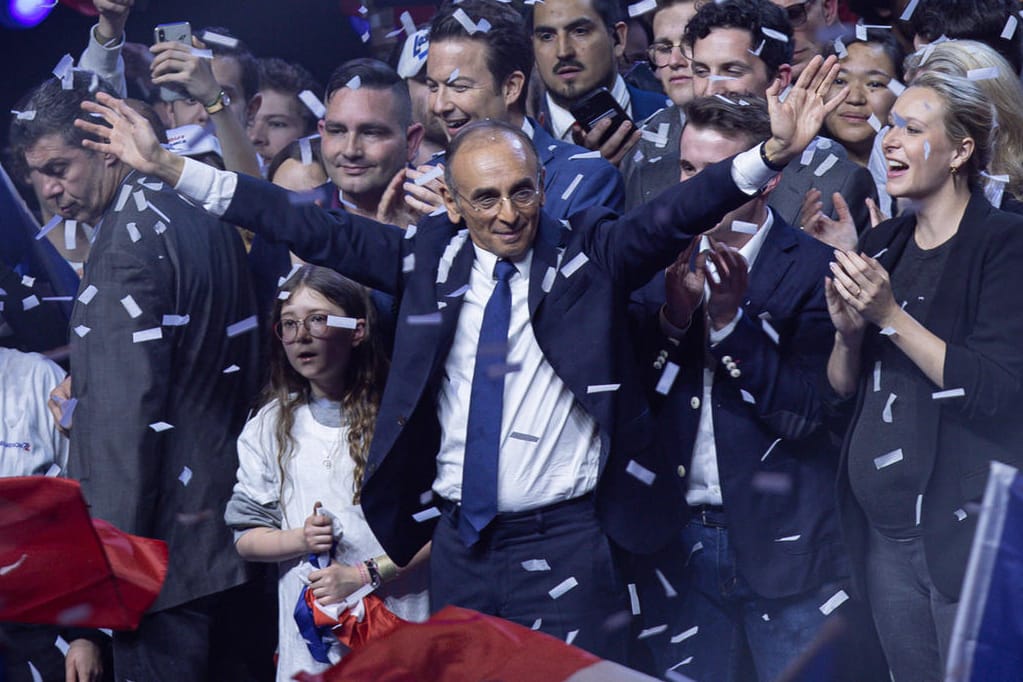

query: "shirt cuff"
left=79, top=24, right=127, bottom=97
left=174, top=157, right=237, bottom=217
left=709, top=308, right=743, bottom=345
left=731, top=146, right=779, bottom=196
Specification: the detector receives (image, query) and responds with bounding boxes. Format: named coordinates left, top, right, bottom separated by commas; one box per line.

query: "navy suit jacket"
left=221, top=156, right=752, bottom=565
left=631, top=214, right=848, bottom=599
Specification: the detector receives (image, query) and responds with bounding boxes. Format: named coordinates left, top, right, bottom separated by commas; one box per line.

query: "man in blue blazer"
left=423, top=0, right=625, bottom=218
left=629, top=96, right=851, bottom=680
left=529, top=0, right=668, bottom=166
left=78, top=55, right=846, bottom=662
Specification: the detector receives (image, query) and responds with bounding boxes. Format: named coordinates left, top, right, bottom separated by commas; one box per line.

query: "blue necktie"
left=459, top=259, right=517, bottom=546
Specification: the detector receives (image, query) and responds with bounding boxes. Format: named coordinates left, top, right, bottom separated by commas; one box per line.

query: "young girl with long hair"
left=225, top=265, right=428, bottom=680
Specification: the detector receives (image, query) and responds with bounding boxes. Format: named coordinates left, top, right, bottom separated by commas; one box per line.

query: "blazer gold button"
left=730, top=368, right=741, bottom=378
left=690, top=396, right=700, bottom=409
left=677, top=465, right=687, bottom=478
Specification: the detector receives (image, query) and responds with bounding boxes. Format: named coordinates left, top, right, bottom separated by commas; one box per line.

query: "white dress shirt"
left=433, top=246, right=601, bottom=511
left=546, top=74, right=633, bottom=142
left=683, top=211, right=774, bottom=507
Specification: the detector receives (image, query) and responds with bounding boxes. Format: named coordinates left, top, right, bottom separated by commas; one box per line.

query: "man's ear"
left=439, top=177, right=463, bottom=223
left=612, top=21, right=628, bottom=58
left=351, top=318, right=368, bottom=347
left=502, top=71, right=526, bottom=111
left=406, top=122, right=425, bottom=164
left=775, top=64, right=793, bottom=91
left=822, top=0, right=839, bottom=26
left=245, top=92, right=262, bottom=127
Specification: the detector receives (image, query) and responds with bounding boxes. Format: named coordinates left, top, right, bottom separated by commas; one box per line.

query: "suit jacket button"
left=654, top=359, right=664, bottom=369
left=677, top=465, right=686, bottom=478
left=721, top=355, right=733, bottom=365
left=730, top=368, right=741, bottom=378
left=690, top=396, right=700, bottom=409
left=658, top=350, right=669, bottom=359
left=397, top=415, right=407, bottom=426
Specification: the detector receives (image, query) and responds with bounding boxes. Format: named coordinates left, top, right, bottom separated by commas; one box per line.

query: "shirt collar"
left=698, top=209, right=774, bottom=272
left=521, top=117, right=535, bottom=140
left=472, top=242, right=533, bottom=282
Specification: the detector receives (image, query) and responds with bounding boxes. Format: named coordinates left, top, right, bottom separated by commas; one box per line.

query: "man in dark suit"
left=529, top=0, right=668, bottom=166
left=10, top=73, right=267, bottom=681
left=628, top=95, right=849, bottom=680
left=77, top=55, right=845, bottom=662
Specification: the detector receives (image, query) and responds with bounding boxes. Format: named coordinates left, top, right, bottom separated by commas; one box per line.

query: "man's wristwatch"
left=203, top=90, right=231, bottom=115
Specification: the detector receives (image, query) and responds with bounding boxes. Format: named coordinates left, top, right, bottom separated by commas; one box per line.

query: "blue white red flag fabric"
left=945, top=461, right=1023, bottom=681
left=294, top=552, right=339, bottom=664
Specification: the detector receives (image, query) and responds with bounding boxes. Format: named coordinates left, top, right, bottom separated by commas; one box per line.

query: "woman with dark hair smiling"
left=825, top=70, right=1023, bottom=680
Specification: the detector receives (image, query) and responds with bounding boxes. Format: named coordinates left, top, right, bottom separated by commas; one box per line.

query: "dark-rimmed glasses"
left=454, top=177, right=542, bottom=217
left=275, top=314, right=332, bottom=342
left=647, top=40, right=689, bottom=68
left=783, top=0, right=818, bottom=28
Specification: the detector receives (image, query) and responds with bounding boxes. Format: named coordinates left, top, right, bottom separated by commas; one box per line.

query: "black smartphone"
left=569, top=87, right=633, bottom=144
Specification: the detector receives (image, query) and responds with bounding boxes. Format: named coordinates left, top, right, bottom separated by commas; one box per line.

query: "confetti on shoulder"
left=626, top=459, right=656, bottom=485
left=587, top=383, right=620, bottom=394
left=226, top=315, right=259, bottom=337
left=412, top=507, right=441, bottom=522
left=149, top=421, right=174, bottom=432
left=932, top=387, right=965, bottom=400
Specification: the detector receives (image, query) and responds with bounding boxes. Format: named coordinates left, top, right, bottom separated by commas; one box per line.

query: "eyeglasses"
left=783, top=0, right=818, bottom=28
left=274, top=314, right=334, bottom=342
left=454, top=180, right=542, bottom=216
left=647, top=40, right=689, bottom=68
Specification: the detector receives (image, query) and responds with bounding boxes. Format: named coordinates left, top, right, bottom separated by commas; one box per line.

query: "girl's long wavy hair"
left=263, top=265, right=388, bottom=505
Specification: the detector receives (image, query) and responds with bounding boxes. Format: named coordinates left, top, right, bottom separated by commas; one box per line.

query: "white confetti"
left=74, top=325, right=91, bottom=338
left=299, top=136, right=313, bottom=165
left=223, top=364, right=240, bottom=374
left=21, top=275, right=36, bottom=288
left=967, top=67, right=999, bottom=81
left=0, top=554, right=28, bottom=575
left=548, top=576, right=579, bottom=599
left=761, top=437, right=782, bottom=461
left=22, top=295, right=40, bottom=311
left=1002, top=15, right=1018, bottom=40
left=749, top=39, right=765, bottom=56
left=407, top=312, right=442, bottom=325
left=887, top=79, right=906, bottom=96
left=298, top=90, right=326, bottom=119
left=132, top=190, right=147, bottom=212
left=954, top=508, right=967, bottom=521
left=731, top=220, right=758, bottom=235
left=531, top=618, right=542, bottom=630
left=586, top=383, right=620, bottom=394
left=916, top=494, right=923, bottom=525
left=569, top=150, right=602, bottom=161
left=814, top=153, right=839, bottom=177
left=541, top=266, right=557, bottom=293
left=800, top=140, right=818, bottom=166
left=133, top=327, right=162, bottom=343
left=54, top=635, right=70, bottom=656
left=345, top=75, right=362, bottom=90
left=226, top=315, right=259, bottom=337
left=277, top=291, right=291, bottom=300
left=522, top=559, right=551, bottom=571
left=58, top=398, right=77, bottom=430
left=655, top=361, right=680, bottom=395
left=36, top=215, right=61, bottom=241
left=412, top=507, right=441, bottom=522
left=628, top=583, right=641, bottom=615
left=28, top=661, right=43, bottom=682
left=126, top=222, right=142, bottom=242
left=560, top=173, right=584, bottom=201
left=867, top=113, right=882, bottom=132
left=627, top=0, right=657, bottom=16
left=873, top=360, right=882, bottom=392
left=402, top=253, right=416, bottom=273
left=778, top=85, right=793, bottom=103
left=932, top=387, right=965, bottom=400
left=190, top=47, right=213, bottom=59
left=740, top=389, right=756, bottom=404
left=399, top=10, right=417, bottom=36
left=414, top=166, right=443, bottom=187
left=560, top=252, right=589, bottom=277
left=149, top=421, right=174, bottom=432
left=446, top=68, right=461, bottom=83
left=670, top=626, right=698, bottom=643
left=655, top=569, right=678, bottom=598
left=761, top=318, right=779, bottom=344
left=685, top=541, right=703, bottom=566
left=12, top=109, right=36, bottom=121
left=775, top=534, right=801, bottom=542
left=178, top=466, right=192, bottom=486
left=899, top=0, right=919, bottom=20
left=879, top=327, right=897, bottom=336
left=833, top=37, right=847, bottom=58
left=874, top=448, right=904, bottom=469
left=819, top=590, right=849, bottom=615
left=447, top=284, right=470, bottom=298
left=477, top=18, right=492, bottom=32
left=566, top=630, right=579, bottom=645
left=64, top=219, right=78, bottom=251
left=638, top=625, right=669, bottom=639
left=882, top=393, right=896, bottom=423
left=162, top=314, right=190, bottom=326
left=509, top=431, right=540, bottom=442
left=761, top=26, right=789, bottom=42
left=201, top=30, right=239, bottom=48
left=626, top=460, right=656, bottom=486
left=327, top=315, right=358, bottom=329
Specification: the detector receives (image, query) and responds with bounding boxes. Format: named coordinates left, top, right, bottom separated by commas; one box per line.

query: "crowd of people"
left=3, top=0, right=1023, bottom=680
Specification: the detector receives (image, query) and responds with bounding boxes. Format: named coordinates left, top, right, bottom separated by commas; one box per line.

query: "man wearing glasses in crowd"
left=770, top=0, right=840, bottom=78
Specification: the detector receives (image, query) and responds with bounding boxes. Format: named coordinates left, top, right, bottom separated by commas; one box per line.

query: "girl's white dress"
left=233, top=400, right=430, bottom=681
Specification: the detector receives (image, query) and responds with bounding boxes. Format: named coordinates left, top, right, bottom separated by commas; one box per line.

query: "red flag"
left=304, top=590, right=406, bottom=651
left=293, top=606, right=600, bottom=682
left=0, top=477, right=167, bottom=630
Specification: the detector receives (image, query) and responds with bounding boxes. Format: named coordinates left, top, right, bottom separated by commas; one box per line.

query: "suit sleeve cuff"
left=174, top=157, right=237, bottom=217
left=709, top=308, right=743, bottom=345
left=732, top=146, right=779, bottom=195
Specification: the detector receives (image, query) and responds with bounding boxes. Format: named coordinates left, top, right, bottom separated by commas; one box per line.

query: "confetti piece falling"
left=932, top=387, right=965, bottom=399
left=226, top=315, right=258, bottom=337
left=549, top=577, right=579, bottom=599
left=412, top=507, right=441, bottom=522
left=586, top=383, right=620, bottom=394
left=560, top=251, right=589, bottom=277
left=626, top=460, right=656, bottom=486
left=655, top=361, right=680, bottom=395
left=522, top=559, right=551, bottom=571
left=819, top=590, right=849, bottom=615
left=133, top=327, right=162, bottom=343
left=874, top=448, right=904, bottom=469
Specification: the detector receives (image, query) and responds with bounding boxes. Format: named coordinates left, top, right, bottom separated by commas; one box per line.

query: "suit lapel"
left=744, top=216, right=798, bottom=311
left=528, top=214, right=565, bottom=317
left=428, top=231, right=476, bottom=378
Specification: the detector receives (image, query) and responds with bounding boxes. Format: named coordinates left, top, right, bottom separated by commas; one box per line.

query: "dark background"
left=0, top=0, right=412, bottom=149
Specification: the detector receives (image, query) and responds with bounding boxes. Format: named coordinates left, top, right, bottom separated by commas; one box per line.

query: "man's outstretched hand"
left=76, top=92, right=185, bottom=185
left=763, top=55, right=848, bottom=169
